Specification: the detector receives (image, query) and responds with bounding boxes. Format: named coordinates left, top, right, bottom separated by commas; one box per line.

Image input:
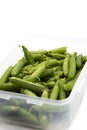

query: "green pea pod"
left=76, top=54, right=83, bottom=69
left=29, top=63, right=46, bottom=82
left=68, top=55, right=76, bottom=80
left=11, top=59, right=25, bottom=77
left=47, top=59, right=61, bottom=67
left=50, top=80, right=59, bottom=100
left=49, top=47, right=67, bottom=54
left=30, top=50, right=47, bottom=54
left=48, top=53, right=65, bottom=60
left=0, top=82, right=19, bottom=92
left=64, top=70, right=81, bottom=91
left=58, top=78, right=66, bottom=100
left=41, top=89, right=49, bottom=99
left=10, top=77, right=45, bottom=93
left=21, top=45, right=35, bottom=64
left=63, top=54, right=69, bottom=77
left=20, top=88, right=37, bottom=97
left=18, top=108, right=39, bottom=125
left=31, top=53, right=46, bottom=61
left=0, top=66, right=13, bottom=84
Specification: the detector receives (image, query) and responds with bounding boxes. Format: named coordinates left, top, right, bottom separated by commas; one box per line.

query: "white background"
left=0, top=0, right=87, bottom=130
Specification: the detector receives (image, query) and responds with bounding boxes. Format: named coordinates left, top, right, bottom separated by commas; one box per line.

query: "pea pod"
left=0, top=82, right=19, bottom=92
left=64, top=70, right=81, bottom=91
left=29, top=63, right=46, bottom=82
left=41, top=89, right=49, bottom=99
left=58, top=78, right=66, bottom=100
left=20, top=88, right=37, bottom=97
left=63, top=54, right=69, bottom=77
left=50, top=80, right=59, bottom=100
left=21, top=45, right=35, bottom=64
left=76, top=54, right=83, bottom=69
left=11, top=58, right=25, bottom=77
left=10, top=77, right=45, bottom=93
left=48, top=53, right=65, bottom=60
left=68, top=55, right=76, bottom=80
left=0, top=66, right=13, bottom=84
left=49, top=47, right=67, bottom=54
left=18, top=108, right=39, bottom=125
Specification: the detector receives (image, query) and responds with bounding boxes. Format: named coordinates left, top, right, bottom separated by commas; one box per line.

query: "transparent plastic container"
left=0, top=36, right=87, bottom=130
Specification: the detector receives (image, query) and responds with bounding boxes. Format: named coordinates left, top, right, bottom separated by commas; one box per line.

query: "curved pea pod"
left=64, top=70, right=81, bottom=91
left=49, top=47, right=67, bottom=54
left=76, top=54, right=83, bottom=69
left=9, top=77, right=45, bottom=94
left=0, top=82, right=19, bottom=92
left=18, top=108, right=39, bottom=125
left=0, top=66, right=13, bottom=84
left=48, top=53, right=65, bottom=60
left=21, top=45, right=35, bottom=64
left=63, top=54, right=70, bottom=77
left=68, top=55, right=76, bottom=80
left=50, top=80, right=59, bottom=100
left=41, top=89, right=49, bottom=99
left=22, top=64, right=35, bottom=75
left=64, top=79, right=76, bottom=91
left=11, top=58, right=26, bottom=77
left=20, top=88, right=37, bottom=97
left=58, top=78, right=66, bottom=100
left=29, top=63, right=46, bottom=82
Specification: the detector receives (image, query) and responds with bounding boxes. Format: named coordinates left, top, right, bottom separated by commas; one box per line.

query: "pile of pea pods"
left=0, top=45, right=87, bottom=128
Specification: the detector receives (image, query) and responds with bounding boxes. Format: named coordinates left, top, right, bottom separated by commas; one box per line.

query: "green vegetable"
left=49, top=47, right=67, bottom=54
left=20, top=88, right=37, bottom=97
left=50, top=80, right=59, bottom=100
left=0, top=66, right=13, bottom=84
left=29, top=63, right=46, bottom=82
left=64, top=70, right=81, bottom=91
left=18, top=108, right=39, bottom=125
left=63, top=54, right=69, bottom=77
left=41, top=89, right=49, bottom=99
left=21, top=45, right=35, bottom=64
left=68, top=55, right=76, bottom=80
left=10, top=77, right=45, bottom=93
left=11, top=58, right=25, bottom=76
left=0, top=82, right=19, bottom=91
left=76, top=54, right=83, bottom=69
left=58, top=78, right=66, bottom=100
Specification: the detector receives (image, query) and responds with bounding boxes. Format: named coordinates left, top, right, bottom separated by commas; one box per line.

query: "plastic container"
left=0, top=36, right=87, bottom=130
